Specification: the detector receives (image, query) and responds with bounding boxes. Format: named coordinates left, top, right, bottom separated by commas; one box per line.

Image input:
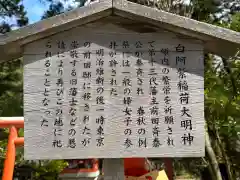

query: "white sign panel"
left=24, top=26, right=204, bottom=159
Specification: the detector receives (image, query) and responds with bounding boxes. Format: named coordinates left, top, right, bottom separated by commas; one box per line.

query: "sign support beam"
left=103, top=159, right=125, bottom=180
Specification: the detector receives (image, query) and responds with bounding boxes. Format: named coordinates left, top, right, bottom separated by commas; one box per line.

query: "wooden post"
left=164, top=158, right=173, bottom=180
left=0, top=117, right=24, bottom=180
left=2, top=126, right=18, bottom=180
left=103, top=159, right=124, bottom=180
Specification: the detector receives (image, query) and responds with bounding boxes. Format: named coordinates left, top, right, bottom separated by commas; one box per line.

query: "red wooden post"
left=2, top=126, right=18, bottom=180
left=164, top=158, right=174, bottom=180
left=0, top=117, right=24, bottom=180
left=124, top=158, right=149, bottom=177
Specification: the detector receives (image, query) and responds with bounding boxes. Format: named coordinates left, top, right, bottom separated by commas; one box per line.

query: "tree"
left=41, top=2, right=64, bottom=19
left=0, top=0, right=27, bottom=117
left=41, top=0, right=86, bottom=19
left=0, top=0, right=28, bottom=33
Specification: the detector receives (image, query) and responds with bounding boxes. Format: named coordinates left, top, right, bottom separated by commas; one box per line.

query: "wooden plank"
left=103, top=159, right=124, bottom=180
left=24, top=25, right=204, bottom=160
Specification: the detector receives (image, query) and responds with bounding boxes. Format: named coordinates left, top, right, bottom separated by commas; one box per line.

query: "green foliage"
left=33, top=160, right=68, bottom=180
left=41, top=2, right=64, bottom=19
left=0, top=59, right=23, bottom=116
left=41, top=0, right=86, bottom=20
left=205, top=52, right=240, bottom=178
left=0, top=0, right=28, bottom=33
left=230, top=13, right=240, bottom=32
left=204, top=15, right=240, bottom=175
left=190, top=0, right=240, bottom=23
left=191, top=0, right=222, bottom=22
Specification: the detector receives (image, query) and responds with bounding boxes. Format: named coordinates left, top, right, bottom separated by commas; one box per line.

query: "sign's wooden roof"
left=0, top=0, right=239, bottom=62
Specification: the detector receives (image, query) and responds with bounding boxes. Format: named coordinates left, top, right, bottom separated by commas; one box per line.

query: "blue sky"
left=23, top=0, right=78, bottom=24
left=23, top=0, right=49, bottom=24
left=0, top=0, right=47, bottom=29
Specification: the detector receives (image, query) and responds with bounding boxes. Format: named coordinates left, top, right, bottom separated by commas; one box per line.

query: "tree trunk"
left=205, top=129, right=223, bottom=180
left=216, top=130, right=235, bottom=180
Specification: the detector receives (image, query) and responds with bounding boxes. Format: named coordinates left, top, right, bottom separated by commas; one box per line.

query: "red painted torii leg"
left=124, top=158, right=173, bottom=179
left=124, top=158, right=149, bottom=177
left=0, top=117, right=24, bottom=180
left=2, top=126, right=18, bottom=180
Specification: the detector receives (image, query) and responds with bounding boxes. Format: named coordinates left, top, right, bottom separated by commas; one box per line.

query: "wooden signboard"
left=24, top=24, right=204, bottom=160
